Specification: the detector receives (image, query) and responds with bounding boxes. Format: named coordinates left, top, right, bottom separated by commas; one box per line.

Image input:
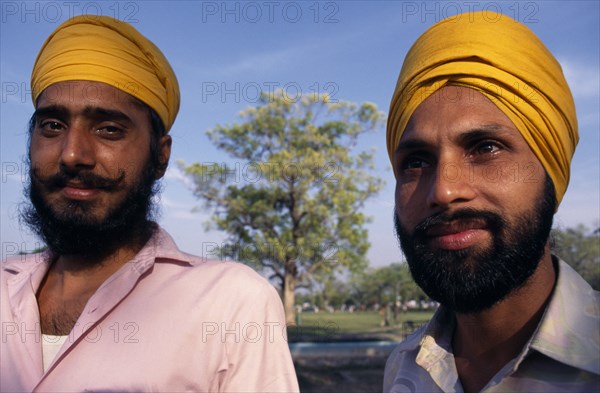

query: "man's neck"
left=452, top=246, right=557, bottom=393
left=54, top=246, right=141, bottom=283
left=36, top=235, right=152, bottom=335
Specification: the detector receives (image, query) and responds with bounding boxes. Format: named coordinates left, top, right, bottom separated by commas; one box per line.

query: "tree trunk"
left=283, top=267, right=296, bottom=325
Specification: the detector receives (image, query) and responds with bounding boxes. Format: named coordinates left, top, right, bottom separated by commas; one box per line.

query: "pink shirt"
left=1, top=226, right=299, bottom=392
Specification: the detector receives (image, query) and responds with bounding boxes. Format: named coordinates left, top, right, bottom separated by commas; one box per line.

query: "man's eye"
left=96, top=126, right=124, bottom=137
left=42, top=121, right=62, bottom=129
left=402, top=157, right=430, bottom=170
left=39, top=121, right=65, bottom=134
left=475, top=142, right=501, bottom=155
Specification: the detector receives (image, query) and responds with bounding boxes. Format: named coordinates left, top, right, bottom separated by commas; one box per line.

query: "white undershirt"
left=41, top=334, right=68, bottom=372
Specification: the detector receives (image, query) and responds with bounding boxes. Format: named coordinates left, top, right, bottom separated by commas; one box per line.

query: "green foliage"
left=180, top=90, right=385, bottom=319
left=319, top=278, right=353, bottom=308
left=350, top=263, right=426, bottom=306
left=552, top=225, right=600, bottom=290
left=297, top=263, right=427, bottom=310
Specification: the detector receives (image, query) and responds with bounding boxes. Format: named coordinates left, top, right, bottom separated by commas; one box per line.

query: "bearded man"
left=384, top=11, right=599, bottom=393
left=0, top=15, right=299, bottom=392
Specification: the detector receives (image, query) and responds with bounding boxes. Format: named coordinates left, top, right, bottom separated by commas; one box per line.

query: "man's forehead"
left=37, top=81, right=146, bottom=111
left=400, top=87, right=520, bottom=143
left=413, top=86, right=495, bottom=112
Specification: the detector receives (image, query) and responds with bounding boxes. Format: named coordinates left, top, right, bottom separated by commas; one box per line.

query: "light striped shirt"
left=383, top=258, right=600, bottom=392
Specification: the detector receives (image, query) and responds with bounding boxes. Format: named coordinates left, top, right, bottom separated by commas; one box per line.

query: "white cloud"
left=559, top=58, right=600, bottom=99
left=165, top=166, right=195, bottom=189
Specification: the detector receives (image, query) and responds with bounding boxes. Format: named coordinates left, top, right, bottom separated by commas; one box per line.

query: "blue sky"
left=1, top=1, right=599, bottom=268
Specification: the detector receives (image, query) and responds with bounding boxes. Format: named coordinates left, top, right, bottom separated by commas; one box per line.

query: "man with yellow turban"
left=384, top=11, right=599, bottom=393
left=1, top=15, right=299, bottom=393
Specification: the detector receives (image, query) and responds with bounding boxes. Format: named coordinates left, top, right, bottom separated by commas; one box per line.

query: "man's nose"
left=426, top=160, right=477, bottom=209
left=60, top=125, right=96, bottom=171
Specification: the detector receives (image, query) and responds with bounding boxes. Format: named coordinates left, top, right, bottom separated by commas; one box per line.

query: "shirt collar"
left=126, top=224, right=197, bottom=273
left=412, top=257, right=599, bottom=375
left=527, top=258, right=600, bottom=374
left=414, top=307, right=455, bottom=369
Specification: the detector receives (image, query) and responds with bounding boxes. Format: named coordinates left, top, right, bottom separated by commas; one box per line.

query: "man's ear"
left=155, top=135, right=172, bottom=179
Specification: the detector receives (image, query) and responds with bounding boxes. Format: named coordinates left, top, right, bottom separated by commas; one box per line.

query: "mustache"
left=413, top=208, right=505, bottom=238
left=31, top=167, right=126, bottom=191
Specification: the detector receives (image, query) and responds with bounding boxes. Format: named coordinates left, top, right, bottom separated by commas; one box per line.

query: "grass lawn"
left=288, top=310, right=435, bottom=342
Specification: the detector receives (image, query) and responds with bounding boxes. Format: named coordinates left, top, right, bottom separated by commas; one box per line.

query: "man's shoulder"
left=186, top=256, right=274, bottom=288
left=531, top=258, right=600, bottom=375
left=556, top=258, right=598, bottom=292
left=553, top=258, right=599, bottom=316
left=149, top=227, right=276, bottom=291
left=2, top=251, right=49, bottom=275
left=384, top=324, right=430, bottom=392
left=392, top=323, right=428, bottom=354
left=154, top=245, right=278, bottom=299
left=384, top=308, right=453, bottom=374
left=386, top=323, right=428, bottom=364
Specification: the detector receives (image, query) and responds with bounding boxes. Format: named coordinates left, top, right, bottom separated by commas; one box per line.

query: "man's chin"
left=404, top=251, right=508, bottom=313
left=23, top=176, right=158, bottom=259
left=26, top=206, right=153, bottom=259
left=51, top=207, right=111, bottom=228
left=395, top=216, right=545, bottom=314
left=418, top=244, right=494, bottom=271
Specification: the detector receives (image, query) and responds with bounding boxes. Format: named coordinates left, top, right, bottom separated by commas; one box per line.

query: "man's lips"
left=425, top=220, right=489, bottom=250
left=61, top=182, right=102, bottom=200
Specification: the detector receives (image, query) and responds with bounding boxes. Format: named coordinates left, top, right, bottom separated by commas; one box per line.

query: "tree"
left=351, top=263, right=426, bottom=306
left=181, top=90, right=385, bottom=323
left=552, top=224, right=600, bottom=290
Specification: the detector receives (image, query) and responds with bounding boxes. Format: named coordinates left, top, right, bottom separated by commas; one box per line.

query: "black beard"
left=394, top=176, right=556, bottom=314
left=21, top=162, right=159, bottom=262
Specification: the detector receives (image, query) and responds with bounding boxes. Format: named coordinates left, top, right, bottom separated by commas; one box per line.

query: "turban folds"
left=387, top=11, right=578, bottom=204
left=31, top=15, right=180, bottom=132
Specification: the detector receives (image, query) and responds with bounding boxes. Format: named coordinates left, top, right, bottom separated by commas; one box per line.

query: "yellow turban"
left=31, top=15, right=180, bottom=132
left=387, top=11, right=578, bottom=204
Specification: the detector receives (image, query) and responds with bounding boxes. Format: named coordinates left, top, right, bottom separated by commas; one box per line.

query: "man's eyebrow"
left=33, top=105, right=134, bottom=124
left=33, top=105, right=69, bottom=120
left=396, top=138, right=431, bottom=153
left=81, top=106, right=133, bottom=123
left=395, top=124, right=515, bottom=154
left=457, top=124, right=514, bottom=145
